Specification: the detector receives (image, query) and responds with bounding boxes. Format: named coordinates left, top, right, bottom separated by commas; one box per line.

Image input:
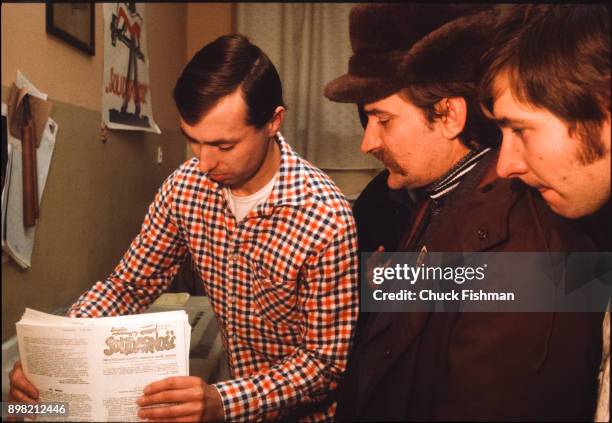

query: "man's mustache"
left=372, top=151, right=401, bottom=172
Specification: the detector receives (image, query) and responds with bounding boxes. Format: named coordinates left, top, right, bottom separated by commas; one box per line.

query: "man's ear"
left=437, top=97, right=467, bottom=140
left=267, top=106, right=285, bottom=137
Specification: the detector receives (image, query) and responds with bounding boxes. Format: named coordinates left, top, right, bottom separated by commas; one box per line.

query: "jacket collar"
left=425, top=146, right=492, bottom=199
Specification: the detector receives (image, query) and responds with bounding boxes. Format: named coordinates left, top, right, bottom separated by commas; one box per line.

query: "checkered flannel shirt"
left=68, top=133, right=359, bottom=421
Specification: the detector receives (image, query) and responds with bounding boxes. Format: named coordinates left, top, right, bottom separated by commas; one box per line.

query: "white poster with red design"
left=102, top=3, right=160, bottom=134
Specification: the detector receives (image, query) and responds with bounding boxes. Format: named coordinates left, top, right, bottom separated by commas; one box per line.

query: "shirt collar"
left=264, top=132, right=309, bottom=208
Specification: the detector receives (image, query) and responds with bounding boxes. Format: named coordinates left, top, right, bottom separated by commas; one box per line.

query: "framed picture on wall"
left=46, top=2, right=95, bottom=56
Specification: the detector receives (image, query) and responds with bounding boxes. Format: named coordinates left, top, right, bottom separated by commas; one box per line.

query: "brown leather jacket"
left=336, top=152, right=603, bottom=421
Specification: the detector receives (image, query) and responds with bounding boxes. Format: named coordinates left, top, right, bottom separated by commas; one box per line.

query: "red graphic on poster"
left=105, top=2, right=151, bottom=128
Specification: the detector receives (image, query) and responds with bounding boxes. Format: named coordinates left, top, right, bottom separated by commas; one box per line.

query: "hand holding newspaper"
left=15, top=308, right=190, bottom=421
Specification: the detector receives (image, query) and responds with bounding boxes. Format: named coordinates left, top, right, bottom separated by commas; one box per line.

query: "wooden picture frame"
left=46, top=2, right=95, bottom=56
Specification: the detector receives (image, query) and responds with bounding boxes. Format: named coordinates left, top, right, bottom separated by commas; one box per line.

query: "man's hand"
left=138, top=376, right=224, bottom=422
left=8, top=361, right=39, bottom=404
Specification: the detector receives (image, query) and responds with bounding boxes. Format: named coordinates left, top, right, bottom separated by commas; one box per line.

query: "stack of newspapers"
left=15, top=308, right=190, bottom=421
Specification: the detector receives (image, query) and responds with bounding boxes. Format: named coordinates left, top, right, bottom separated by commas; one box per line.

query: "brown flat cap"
left=324, top=4, right=498, bottom=104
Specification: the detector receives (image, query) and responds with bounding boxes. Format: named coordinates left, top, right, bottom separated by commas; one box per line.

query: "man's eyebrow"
left=363, top=108, right=392, bottom=116
left=180, top=128, right=237, bottom=145
left=493, top=117, right=531, bottom=128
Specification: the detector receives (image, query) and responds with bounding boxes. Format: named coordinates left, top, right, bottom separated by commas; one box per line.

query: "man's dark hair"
left=479, top=5, right=610, bottom=164
left=173, top=34, right=286, bottom=129
left=400, top=83, right=502, bottom=150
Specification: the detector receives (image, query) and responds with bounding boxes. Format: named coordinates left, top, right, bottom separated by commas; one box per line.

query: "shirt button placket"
left=227, top=249, right=238, bottom=342
left=230, top=251, right=239, bottom=303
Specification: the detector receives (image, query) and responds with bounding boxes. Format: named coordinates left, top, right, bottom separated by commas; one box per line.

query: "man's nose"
left=360, top=123, right=381, bottom=154
left=496, top=134, right=529, bottom=179
left=198, top=147, right=218, bottom=173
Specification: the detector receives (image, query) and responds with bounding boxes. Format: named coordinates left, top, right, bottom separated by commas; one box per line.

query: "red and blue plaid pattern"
left=68, top=134, right=359, bottom=421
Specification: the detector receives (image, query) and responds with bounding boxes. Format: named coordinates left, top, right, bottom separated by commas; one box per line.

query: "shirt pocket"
left=251, top=267, right=299, bottom=327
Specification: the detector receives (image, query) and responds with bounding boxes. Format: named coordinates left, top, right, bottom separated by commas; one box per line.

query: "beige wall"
left=1, top=3, right=104, bottom=112
left=1, top=3, right=189, bottom=128
left=1, top=3, right=234, bottom=342
left=186, top=3, right=235, bottom=61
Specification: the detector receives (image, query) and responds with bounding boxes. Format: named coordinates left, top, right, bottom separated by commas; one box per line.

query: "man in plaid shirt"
left=9, top=34, right=359, bottom=422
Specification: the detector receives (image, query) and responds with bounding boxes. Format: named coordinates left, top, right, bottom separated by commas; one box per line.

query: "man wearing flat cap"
left=325, top=4, right=604, bottom=421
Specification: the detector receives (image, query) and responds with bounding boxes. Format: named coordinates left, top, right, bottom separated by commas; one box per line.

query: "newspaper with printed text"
left=16, top=308, right=190, bottom=421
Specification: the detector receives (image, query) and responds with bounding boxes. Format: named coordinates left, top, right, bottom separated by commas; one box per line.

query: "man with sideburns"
left=325, top=4, right=604, bottom=420
left=478, top=5, right=610, bottom=420
left=9, top=34, right=359, bottom=422
left=480, top=5, right=610, bottom=223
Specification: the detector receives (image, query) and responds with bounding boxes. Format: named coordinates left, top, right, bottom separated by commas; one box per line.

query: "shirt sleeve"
left=213, top=209, right=359, bottom=421
left=68, top=172, right=188, bottom=317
